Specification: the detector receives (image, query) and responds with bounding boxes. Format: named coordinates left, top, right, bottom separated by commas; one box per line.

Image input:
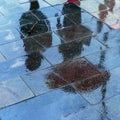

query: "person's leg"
left=29, top=0, right=39, bottom=10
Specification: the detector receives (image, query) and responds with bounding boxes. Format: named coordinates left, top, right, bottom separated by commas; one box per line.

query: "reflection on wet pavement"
left=80, top=0, right=120, bottom=29
left=0, top=0, right=120, bottom=120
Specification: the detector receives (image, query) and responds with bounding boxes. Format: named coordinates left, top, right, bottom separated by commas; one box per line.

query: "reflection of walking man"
left=19, top=0, right=52, bottom=71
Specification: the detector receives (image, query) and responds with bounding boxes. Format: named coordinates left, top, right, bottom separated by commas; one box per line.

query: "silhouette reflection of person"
left=98, top=0, right=115, bottom=21
left=58, top=3, right=86, bottom=61
left=19, top=0, right=52, bottom=71
left=104, top=0, right=115, bottom=12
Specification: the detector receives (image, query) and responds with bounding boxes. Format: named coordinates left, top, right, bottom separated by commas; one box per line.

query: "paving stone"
left=95, top=95, right=120, bottom=120
left=97, top=28, right=120, bottom=48
left=19, top=0, right=50, bottom=8
left=0, top=77, right=34, bottom=109
left=80, top=0, right=108, bottom=13
left=21, top=68, right=67, bottom=95
left=47, top=15, right=75, bottom=30
left=82, top=18, right=110, bottom=34
left=40, top=5, right=62, bottom=18
left=0, top=56, right=51, bottom=81
left=0, top=28, right=20, bottom=45
left=75, top=67, right=120, bottom=105
left=42, top=37, right=104, bottom=65
left=0, top=41, right=25, bottom=59
left=0, top=87, right=88, bottom=120
left=59, top=105, right=109, bottom=120
left=44, top=0, right=66, bottom=5
left=85, top=46, right=120, bottom=70
left=33, top=32, right=61, bottom=47
left=49, top=58, right=103, bottom=84
left=54, top=24, right=92, bottom=41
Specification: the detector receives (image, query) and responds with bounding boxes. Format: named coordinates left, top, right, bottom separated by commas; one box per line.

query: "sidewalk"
left=0, top=0, right=120, bottom=120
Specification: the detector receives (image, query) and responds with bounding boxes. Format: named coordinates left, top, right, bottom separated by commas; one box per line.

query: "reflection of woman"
left=104, top=0, right=115, bottom=12
left=19, top=1, right=52, bottom=71
left=46, top=2, right=110, bottom=92
left=98, top=0, right=115, bottom=21
left=58, top=2, right=83, bottom=60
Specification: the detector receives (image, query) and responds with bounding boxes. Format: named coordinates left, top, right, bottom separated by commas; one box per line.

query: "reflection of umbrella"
left=46, top=58, right=110, bottom=92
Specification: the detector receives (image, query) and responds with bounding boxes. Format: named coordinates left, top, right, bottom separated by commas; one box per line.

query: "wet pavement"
left=0, top=0, right=120, bottom=120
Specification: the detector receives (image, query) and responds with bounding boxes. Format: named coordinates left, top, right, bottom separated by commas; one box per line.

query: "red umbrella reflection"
left=46, top=58, right=110, bottom=92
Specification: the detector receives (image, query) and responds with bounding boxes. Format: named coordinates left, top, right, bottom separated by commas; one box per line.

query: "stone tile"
left=97, top=28, right=120, bottom=48
left=0, top=34, right=59, bottom=61
left=95, top=95, right=120, bottom=120
left=42, top=37, right=104, bottom=65
left=0, top=1, right=20, bottom=11
left=42, top=46, right=63, bottom=65
left=47, top=15, right=75, bottom=30
left=0, top=77, right=34, bottom=109
left=33, top=32, right=61, bottom=47
left=44, top=0, right=66, bottom=5
left=0, top=28, right=20, bottom=45
left=59, top=105, right=109, bottom=120
left=18, top=0, right=28, bottom=3
left=0, top=41, right=25, bottom=59
left=55, top=24, right=92, bottom=41
left=82, top=18, right=110, bottom=34
left=0, top=56, right=51, bottom=81
left=92, top=10, right=119, bottom=26
left=75, top=67, right=120, bottom=105
left=111, top=67, right=120, bottom=78
left=0, top=87, right=88, bottom=120
left=40, top=5, right=62, bottom=18
left=87, top=46, right=120, bottom=70
left=50, top=58, right=102, bottom=83
left=80, top=38, right=105, bottom=56
left=0, top=16, right=18, bottom=29
left=0, top=4, right=26, bottom=18
left=22, top=68, right=67, bottom=95
left=19, top=0, right=50, bottom=8
left=80, top=0, right=108, bottom=13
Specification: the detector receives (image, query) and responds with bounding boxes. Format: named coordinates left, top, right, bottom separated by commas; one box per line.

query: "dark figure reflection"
left=57, top=3, right=92, bottom=61
left=19, top=1, right=52, bottom=71
left=98, top=0, right=115, bottom=21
